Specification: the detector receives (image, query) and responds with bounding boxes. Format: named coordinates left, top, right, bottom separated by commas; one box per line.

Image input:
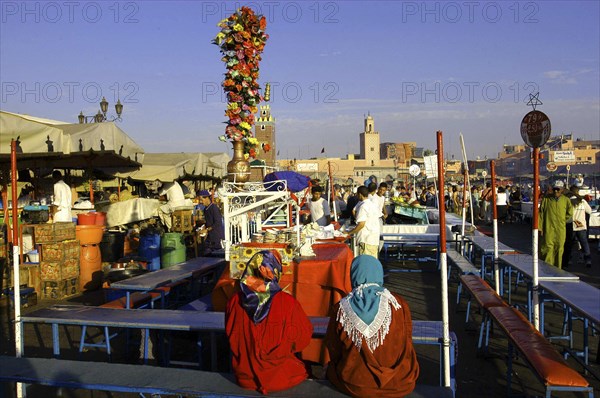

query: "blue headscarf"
left=338, top=255, right=400, bottom=352
left=348, top=255, right=385, bottom=324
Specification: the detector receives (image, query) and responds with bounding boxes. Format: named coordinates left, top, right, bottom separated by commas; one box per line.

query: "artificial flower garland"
left=213, top=7, right=269, bottom=159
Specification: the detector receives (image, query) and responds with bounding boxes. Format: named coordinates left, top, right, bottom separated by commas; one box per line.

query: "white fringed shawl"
left=337, top=284, right=401, bottom=352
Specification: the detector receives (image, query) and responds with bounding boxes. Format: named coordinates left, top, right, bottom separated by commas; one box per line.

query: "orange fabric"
left=226, top=291, right=313, bottom=394
left=213, top=243, right=353, bottom=363
left=325, top=293, right=420, bottom=398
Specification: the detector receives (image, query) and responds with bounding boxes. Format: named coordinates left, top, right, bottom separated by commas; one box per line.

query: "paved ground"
left=0, top=220, right=598, bottom=397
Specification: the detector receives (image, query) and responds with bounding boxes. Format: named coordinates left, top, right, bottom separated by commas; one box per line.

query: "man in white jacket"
left=52, top=170, right=72, bottom=222
left=569, top=184, right=593, bottom=267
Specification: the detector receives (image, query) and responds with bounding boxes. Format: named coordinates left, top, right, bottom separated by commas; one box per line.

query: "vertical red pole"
left=531, top=147, right=541, bottom=330
left=436, top=131, right=451, bottom=387
left=438, top=133, right=446, bottom=253
left=532, top=148, right=540, bottom=230
left=11, top=141, right=18, bottom=245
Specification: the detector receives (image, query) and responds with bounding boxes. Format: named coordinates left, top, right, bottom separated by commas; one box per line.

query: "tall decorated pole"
left=520, top=93, right=551, bottom=331
left=436, top=131, right=451, bottom=388
left=213, top=7, right=269, bottom=183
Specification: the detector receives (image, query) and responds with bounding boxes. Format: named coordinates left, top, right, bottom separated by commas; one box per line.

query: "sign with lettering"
left=520, top=110, right=551, bottom=148
left=552, top=150, right=575, bottom=163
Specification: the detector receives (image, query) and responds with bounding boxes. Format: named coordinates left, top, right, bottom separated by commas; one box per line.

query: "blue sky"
left=1, top=1, right=598, bottom=160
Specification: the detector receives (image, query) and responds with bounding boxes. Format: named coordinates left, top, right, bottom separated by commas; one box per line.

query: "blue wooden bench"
left=0, top=356, right=453, bottom=398
left=19, top=305, right=456, bottom=393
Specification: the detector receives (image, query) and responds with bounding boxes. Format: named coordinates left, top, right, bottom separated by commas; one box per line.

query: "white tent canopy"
left=0, top=110, right=144, bottom=170
left=115, top=152, right=229, bottom=182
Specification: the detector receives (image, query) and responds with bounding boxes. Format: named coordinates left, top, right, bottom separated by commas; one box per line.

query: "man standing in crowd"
left=539, top=180, right=573, bottom=269
left=198, top=190, right=225, bottom=255
left=370, top=182, right=388, bottom=225
left=346, top=186, right=380, bottom=257
left=307, top=185, right=331, bottom=226
left=51, top=170, right=72, bottom=222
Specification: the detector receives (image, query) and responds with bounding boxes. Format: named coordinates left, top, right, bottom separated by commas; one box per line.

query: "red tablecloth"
left=212, top=242, right=353, bottom=364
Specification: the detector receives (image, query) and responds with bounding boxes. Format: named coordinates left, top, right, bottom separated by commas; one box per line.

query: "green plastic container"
left=160, top=232, right=186, bottom=268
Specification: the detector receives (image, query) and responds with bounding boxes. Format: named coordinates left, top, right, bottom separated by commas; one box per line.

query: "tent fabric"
left=263, top=171, right=310, bottom=193
left=0, top=111, right=144, bottom=171
left=114, top=152, right=230, bottom=182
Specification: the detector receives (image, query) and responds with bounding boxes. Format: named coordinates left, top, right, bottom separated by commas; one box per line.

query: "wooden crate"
left=32, top=223, right=76, bottom=244
left=40, top=240, right=80, bottom=262
left=40, top=261, right=62, bottom=280
left=53, top=222, right=76, bottom=241
left=41, top=277, right=79, bottom=300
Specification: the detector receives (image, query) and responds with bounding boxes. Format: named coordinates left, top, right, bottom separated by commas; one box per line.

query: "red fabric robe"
left=325, top=293, right=420, bottom=398
left=225, top=291, right=313, bottom=394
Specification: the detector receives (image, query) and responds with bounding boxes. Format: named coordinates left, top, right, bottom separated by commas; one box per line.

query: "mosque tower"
left=359, top=112, right=380, bottom=166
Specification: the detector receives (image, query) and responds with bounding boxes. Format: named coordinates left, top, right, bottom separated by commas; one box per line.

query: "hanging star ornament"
left=526, top=92, right=543, bottom=111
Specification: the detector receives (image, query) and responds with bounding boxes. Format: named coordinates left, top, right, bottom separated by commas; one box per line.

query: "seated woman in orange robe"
left=225, top=250, right=313, bottom=394
left=325, top=255, right=420, bottom=398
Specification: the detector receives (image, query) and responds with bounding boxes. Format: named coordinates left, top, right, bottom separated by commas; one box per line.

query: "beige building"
left=276, top=114, right=426, bottom=185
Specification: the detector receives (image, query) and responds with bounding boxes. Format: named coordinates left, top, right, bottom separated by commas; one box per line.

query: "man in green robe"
left=539, top=180, right=573, bottom=269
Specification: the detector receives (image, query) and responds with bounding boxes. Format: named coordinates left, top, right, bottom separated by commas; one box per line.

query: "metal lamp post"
left=78, top=97, right=123, bottom=123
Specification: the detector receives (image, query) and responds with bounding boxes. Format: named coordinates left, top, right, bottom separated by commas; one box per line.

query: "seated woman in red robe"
left=325, top=255, right=420, bottom=398
left=225, top=250, right=313, bottom=394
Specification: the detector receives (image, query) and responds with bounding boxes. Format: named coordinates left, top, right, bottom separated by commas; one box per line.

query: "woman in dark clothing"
left=198, top=190, right=225, bottom=254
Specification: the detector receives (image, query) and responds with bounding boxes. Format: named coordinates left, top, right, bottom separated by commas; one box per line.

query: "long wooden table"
left=110, top=257, right=225, bottom=308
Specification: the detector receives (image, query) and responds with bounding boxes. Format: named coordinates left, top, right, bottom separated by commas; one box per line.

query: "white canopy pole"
left=11, top=140, right=25, bottom=398
left=490, top=161, right=500, bottom=294
left=436, top=131, right=451, bottom=388
left=531, top=148, right=541, bottom=331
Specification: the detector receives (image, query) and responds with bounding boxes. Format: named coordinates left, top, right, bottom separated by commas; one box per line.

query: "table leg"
left=52, top=323, right=60, bottom=357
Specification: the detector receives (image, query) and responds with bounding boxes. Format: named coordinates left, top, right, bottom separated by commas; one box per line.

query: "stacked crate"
left=33, top=223, right=80, bottom=300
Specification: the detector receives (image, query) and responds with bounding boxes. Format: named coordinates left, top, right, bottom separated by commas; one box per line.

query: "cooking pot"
left=105, top=268, right=149, bottom=284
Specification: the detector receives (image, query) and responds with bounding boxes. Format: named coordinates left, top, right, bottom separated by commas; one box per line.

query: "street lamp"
left=78, top=97, right=123, bottom=123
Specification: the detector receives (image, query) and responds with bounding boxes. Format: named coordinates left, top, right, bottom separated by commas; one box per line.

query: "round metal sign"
left=546, top=162, right=557, bottom=172
left=520, top=110, right=551, bottom=148
left=481, top=170, right=488, bottom=177
left=409, top=164, right=421, bottom=177
left=566, top=165, right=571, bottom=171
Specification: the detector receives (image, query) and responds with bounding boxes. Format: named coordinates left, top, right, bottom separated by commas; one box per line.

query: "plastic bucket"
left=160, top=232, right=186, bottom=268
left=138, top=233, right=161, bottom=271
left=77, top=212, right=96, bottom=225
left=75, top=225, right=104, bottom=245
left=94, top=212, right=107, bottom=226
left=99, top=231, right=126, bottom=263
left=79, top=244, right=102, bottom=291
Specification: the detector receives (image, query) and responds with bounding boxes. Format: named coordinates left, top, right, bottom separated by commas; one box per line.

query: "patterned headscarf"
left=337, top=255, right=400, bottom=352
left=239, top=250, right=282, bottom=323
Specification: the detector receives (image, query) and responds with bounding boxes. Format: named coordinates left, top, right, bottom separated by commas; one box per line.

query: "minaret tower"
left=254, top=83, right=276, bottom=166
left=359, top=112, right=380, bottom=166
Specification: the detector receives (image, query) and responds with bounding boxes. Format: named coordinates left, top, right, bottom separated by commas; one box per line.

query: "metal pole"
left=532, top=147, right=541, bottom=331
left=11, top=140, right=25, bottom=398
left=436, top=131, right=451, bottom=388
left=490, top=160, right=500, bottom=294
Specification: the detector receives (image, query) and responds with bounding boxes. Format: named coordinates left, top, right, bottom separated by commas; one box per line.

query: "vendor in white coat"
left=52, top=170, right=72, bottom=222
left=157, top=180, right=188, bottom=230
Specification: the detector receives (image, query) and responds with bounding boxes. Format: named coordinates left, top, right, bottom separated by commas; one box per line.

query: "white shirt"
left=370, top=193, right=385, bottom=218
left=308, top=197, right=331, bottom=226
left=53, top=180, right=72, bottom=222
left=496, top=192, right=508, bottom=206
left=355, top=199, right=380, bottom=246
left=572, top=197, right=592, bottom=231
left=159, top=181, right=187, bottom=208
